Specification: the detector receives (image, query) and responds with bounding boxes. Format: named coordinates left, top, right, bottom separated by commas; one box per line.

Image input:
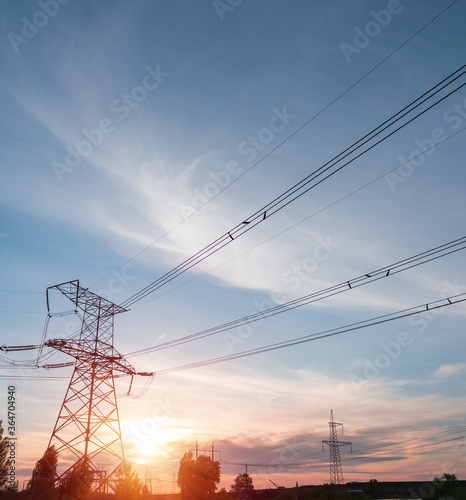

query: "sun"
left=122, top=418, right=176, bottom=461
left=137, top=437, right=166, bottom=457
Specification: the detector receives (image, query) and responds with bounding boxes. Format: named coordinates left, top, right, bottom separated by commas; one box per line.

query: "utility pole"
left=96, top=463, right=110, bottom=495
left=221, top=461, right=270, bottom=474
left=144, top=466, right=158, bottom=494
left=322, top=409, right=352, bottom=485
left=172, top=470, right=176, bottom=494
left=190, top=442, right=221, bottom=461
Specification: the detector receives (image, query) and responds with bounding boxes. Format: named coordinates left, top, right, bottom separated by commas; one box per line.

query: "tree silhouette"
left=363, top=478, right=379, bottom=500
left=114, top=461, right=143, bottom=500
left=59, top=457, right=93, bottom=500
left=432, top=473, right=458, bottom=500
left=177, top=451, right=220, bottom=499
left=0, top=420, right=9, bottom=491
left=28, top=445, right=58, bottom=500
left=231, top=473, right=254, bottom=493
left=217, top=487, right=230, bottom=499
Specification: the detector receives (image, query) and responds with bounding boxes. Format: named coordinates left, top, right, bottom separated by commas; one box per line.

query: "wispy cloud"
left=431, top=363, right=466, bottom=381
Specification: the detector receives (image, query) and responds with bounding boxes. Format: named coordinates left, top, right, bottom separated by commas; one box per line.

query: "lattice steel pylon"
left=322, top=409, right=352, bottom=485
left=32, top=280, right=152, bottom=499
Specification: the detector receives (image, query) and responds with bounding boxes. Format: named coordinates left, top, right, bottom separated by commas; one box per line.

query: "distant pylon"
left=144, top=466, right=158, bottom=494
left=32, top=280, right=152, bottom=499
left=322, top=409, right=352, bottom=485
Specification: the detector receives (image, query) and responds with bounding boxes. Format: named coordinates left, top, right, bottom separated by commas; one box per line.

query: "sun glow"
left=137, top=437, right=167, bottom=457
left=122, top=417, right=180, bottom=462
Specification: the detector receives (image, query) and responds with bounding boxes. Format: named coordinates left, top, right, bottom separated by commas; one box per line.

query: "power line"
left=4, top=124, right=464, bottom=320
left=125, top=235, right=466, bottom=358
left=7, top=236, right=464, bottom=371
left=5, top=236, right=465, bottom=379
left=2, top=124, right=464, bottom=314
left=131, top=125, right=466, bottom=310
left=90, top=0, right=459, bottom=291
left=0, top=310, right=44, bottom=314
left=219, top=425, right=466, bottom=475
left=121, top=65, right=466, bottom=309
left=341, top=426, right=466, bottom=464
left=149, top=293, right=466, bottom=375
left=0, top=374, right=70, bottom=380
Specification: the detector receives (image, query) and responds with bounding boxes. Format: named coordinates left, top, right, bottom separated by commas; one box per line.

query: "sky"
left=1, top=0, right=466, bottom=493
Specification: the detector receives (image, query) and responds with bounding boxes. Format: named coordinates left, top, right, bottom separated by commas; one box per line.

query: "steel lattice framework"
left=322, top=410, right=352, bottom=485
left=31, top=280, right=151, bottom=499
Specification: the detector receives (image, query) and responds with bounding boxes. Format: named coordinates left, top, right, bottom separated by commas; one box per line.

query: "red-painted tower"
left=31, top=280, right=151, bottom=499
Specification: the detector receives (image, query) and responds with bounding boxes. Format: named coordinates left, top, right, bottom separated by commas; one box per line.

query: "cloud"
left=3, top=46, right=464, bottom=319
left=431, top=363, right=466, bottom=381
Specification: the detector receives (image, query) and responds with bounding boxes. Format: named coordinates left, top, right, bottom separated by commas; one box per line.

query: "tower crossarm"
left=46, top=279, right=128, bottom=316
left=44, top=338, right=141, bottom=376
left=322, top=439, right=352, bottom=448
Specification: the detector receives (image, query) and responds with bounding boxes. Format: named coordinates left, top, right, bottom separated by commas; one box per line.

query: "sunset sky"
left=1, top=0, right=466, bottom=493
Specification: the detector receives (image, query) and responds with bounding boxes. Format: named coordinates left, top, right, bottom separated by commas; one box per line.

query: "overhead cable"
left=125, top=235, right=466, bottom=358
left=92, top=0, right=459, bottom=290
left=150, top=293, right=466, bottom=375
left=121, top=65, right=466, bottom=309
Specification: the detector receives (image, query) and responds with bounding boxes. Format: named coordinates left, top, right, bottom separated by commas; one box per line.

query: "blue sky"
left=1, top=0, right=466, bottom=492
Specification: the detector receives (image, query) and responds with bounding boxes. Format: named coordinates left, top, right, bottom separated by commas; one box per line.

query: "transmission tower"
left=144, top=466, right=159, bottom=494
left=322, top=410, right=352, bottom=485
left=28, top=280, right=152, bottom=499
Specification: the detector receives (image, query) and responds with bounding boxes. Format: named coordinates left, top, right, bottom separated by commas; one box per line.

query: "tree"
left=217, top=487, right=230, bottom=499
left=113, top=461, right=143, bottom=500
left=231, top=473, right=254, bottom=493
left=59, top=457, right=93, bottom=500
left=0, top=420, right=10, bottom=491
left=28, top=445, right=58, bottom=500
left=141, top=483, right=151, bottom=500
left=400, top=482, right=412, bottom=499
left=363, top=479, right=379, bottom=500
left=319, top=483, right=336, bottom=500
left=432, top=473, right=458, bottom=500
left=177, top=451, right=221, bottom=500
